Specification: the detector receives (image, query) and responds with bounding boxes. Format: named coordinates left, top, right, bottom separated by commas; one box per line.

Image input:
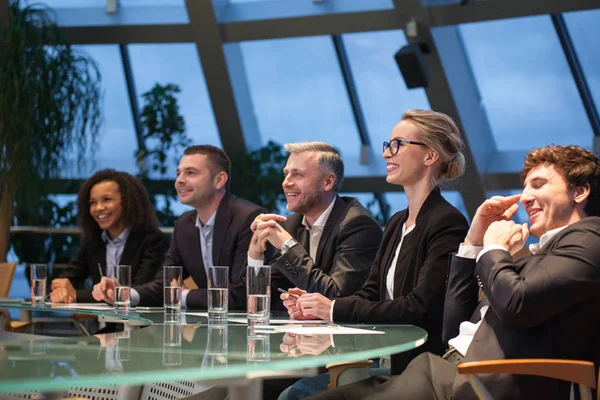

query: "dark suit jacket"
left=59, top=229, right=169, bottom=303
left=270, top=196, right=382, bottom=298
left=135, top=193, right=263, bottom=310
left=333, top=188, right=469, bottom=375
left=446, top=217, right=600, bottom=400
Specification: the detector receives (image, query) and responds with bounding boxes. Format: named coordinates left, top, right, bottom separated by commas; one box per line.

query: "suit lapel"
left=212, top=194, right=234, bottom=265
left=297, top=226, right=310, bottom=252
left=120, top=231, right=141, bottom=266
left=315, top=197, right=345, bottom=264
left=380, top=216, right=406, bottom=298
left=91, top=240, right=107, bottom=279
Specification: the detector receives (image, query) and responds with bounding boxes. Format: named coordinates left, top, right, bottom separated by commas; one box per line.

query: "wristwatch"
left=280, top=238, right=299, bottom=255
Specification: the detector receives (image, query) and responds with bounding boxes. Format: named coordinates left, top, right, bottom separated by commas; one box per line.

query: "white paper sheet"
left=45, top=303, right=115, bottom=311
left=251, top=325, right=384, bottom=335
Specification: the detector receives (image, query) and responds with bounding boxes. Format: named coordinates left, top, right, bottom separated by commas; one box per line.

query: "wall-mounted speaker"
left=394, top=43, right=430, bottom=89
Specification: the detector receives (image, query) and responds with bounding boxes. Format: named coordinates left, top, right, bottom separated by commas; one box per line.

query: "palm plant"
left=0, top=1, right=102, bottom=261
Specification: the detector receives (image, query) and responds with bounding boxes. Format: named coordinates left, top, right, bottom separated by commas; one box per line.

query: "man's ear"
left=214, top=171, right=228, bottom=190
left=574, top=184, right=591, bottom=205
left=322, top=173, right=336, bottom=192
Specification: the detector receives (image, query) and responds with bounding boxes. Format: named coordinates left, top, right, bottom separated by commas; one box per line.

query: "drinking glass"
left=114, top=265, right=131, bottom=311
left=163, top=266, right=182, bottom=313
left=207, top=266, right=229, bottom=321
left=247, top=265, right=271, bottom=321
left=30, top=264, right=47, bottom=306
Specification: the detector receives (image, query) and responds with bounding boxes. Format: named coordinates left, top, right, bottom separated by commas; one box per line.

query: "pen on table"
left=277, top=287, right=299, bottom=299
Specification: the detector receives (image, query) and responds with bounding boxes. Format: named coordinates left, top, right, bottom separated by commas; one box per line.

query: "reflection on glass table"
left=0, top=302, right=428, bottom=400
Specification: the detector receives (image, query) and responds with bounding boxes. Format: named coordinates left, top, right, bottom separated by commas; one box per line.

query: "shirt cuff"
left=130, top=288, right=140, bottom=306
left=181, top=289, right=191, bottom=309
left=247, top=254, right=264, bottom=266
left=457, top=243, right=484, bottom=259
left=476, top=245, right=509, bottom=262
left=329, top=300, right=336, bottom=322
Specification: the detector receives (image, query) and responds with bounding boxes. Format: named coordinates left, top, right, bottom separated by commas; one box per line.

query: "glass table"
left=0, top=302, right=428, bottom=400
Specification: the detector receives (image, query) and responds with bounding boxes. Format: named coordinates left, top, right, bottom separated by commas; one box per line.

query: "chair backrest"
left=0, top=262, right=18, bottom=297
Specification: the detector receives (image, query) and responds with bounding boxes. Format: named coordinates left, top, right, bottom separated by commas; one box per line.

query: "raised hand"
left=465, top=194, right=521, bottom=246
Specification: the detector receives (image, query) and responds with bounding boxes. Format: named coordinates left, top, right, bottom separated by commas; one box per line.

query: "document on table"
left=252, top=325, right=385, bottom=335
left=45, top=303, right=115, bottom=311
left=183, top=312, right=330, bottom=325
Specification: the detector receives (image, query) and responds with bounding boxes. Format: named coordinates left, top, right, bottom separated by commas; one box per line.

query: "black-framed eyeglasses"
left=383, top=139, right=427, bottom=155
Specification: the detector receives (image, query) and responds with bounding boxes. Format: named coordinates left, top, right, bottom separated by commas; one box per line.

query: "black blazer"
left=333, top=189, right=469, bottom=374
left=446, top=217, right=600, bottom=400
left=135, top=193, right=263, bottom=310
left=59, top=229, right=169, bottom=303
left=270, top=196, right=382, bottom=298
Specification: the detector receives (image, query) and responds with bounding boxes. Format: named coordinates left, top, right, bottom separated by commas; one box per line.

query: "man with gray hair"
left=248, top=141, right=382, bottom=300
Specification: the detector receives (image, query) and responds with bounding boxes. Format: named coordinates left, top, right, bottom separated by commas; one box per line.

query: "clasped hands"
left=466, top=194, right=530, bottom=255
left=248, top=213, right=291, bottom=258
left=280, top=332, right=333, bottom=357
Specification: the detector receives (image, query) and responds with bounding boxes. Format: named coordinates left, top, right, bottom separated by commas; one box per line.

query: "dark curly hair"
left=521, top=145, right=600, bottom=217
left=77, top=169, right=160, bottom=244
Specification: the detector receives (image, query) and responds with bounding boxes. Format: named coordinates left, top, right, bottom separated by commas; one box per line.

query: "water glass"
left=207, top=266, right=229, bottom=321
left=114, top=265, right=131, bottom=311
left=163, top=266, right=182, bottom=313
left=247, top=323, right=270, bottom=362
left=163, top=322, right=182, bottom=366
left=30, top=264, right=47, bottom=306
left=207, top=323, right=228, bottom=355
left=247, top=265, right=271, bottom=321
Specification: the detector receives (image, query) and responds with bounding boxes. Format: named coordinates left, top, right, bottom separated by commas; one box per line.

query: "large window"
left=235, top=36, right=362, bottom=163
left=461, top=16, right=593, bottom=152
left=128, top=43, right=221, bottom=178
left=565, top=9, right=600, bottom=118
left=70, top=45, right=138, bottom=177
left=343, top=30, right=430, bottom=147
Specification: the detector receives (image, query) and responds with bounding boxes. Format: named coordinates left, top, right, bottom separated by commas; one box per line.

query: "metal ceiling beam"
left=392, top=0, right=490, bottom=219
left=221, top=10, right=403, bottom=42
left=184, top=0, right=250, bottom=162
left=0, top=0, right=9, bottom=29
left=62, top=24, right=192, bottom=45
left=57, top=0, right=600, bottom=44
left=428, top=0, right=600, bottom=27
left=551, top=13, right=600, bottom=140
left=332, top=35, right=372, bottom=164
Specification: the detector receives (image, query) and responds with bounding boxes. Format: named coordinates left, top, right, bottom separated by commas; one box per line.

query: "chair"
left=457, top=359, right=598, bottom=400
left=327, top=360, right=373, bottom=389
left=0, top=262, right=18, bottom=297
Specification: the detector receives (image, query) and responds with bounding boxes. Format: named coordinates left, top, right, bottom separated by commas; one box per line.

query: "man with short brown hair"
left=310, top=144, right=600, bottom=400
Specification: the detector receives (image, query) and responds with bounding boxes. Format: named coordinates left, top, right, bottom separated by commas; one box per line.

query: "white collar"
left=195, top=211, right=216, bottom=230
left=101, top=227, right=130, bottom=244
left=529, top=225, right=568, bottom=255
left=302, top=196, right=337, bottom=230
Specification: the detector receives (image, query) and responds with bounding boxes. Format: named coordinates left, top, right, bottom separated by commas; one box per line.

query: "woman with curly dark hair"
left=49, top=169, right=169, bottom=303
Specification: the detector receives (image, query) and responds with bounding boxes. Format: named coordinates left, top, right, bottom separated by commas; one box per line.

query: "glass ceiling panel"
left=61, top=45, right=138, bottom=178
left=35, top=0, right=188, bottom=26
left=564, top=9, right=600, bottom=119
left=342, top=30, right=430, bottom=156
left=20, top=0, right=183, bottom=7
left=128, top=43, right=221, bottom=179
left=460, top=16, right=593, bottom=152
left=236, top=36, right=362, bottom=167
